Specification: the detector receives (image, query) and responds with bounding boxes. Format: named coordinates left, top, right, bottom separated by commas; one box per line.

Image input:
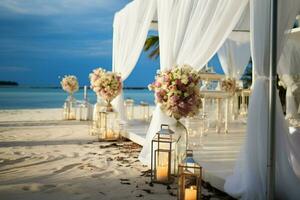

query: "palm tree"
left=143, top=35, right=159, bottom=59
left=240, top=58, right=252, bottom=88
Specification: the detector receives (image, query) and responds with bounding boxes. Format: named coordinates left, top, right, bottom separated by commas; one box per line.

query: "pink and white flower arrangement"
left=221, top=78, right=236, bottom=94
left=89, top=68, right=122, bottom=103
left=60, top=75, right=79, bottom=94
left=148, top=65, right=202, bottom=120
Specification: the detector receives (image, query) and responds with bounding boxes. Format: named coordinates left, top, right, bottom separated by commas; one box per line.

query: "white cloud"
left=0, top=0, right=122, bottom=16
left=0, top=38, right=113, bottom=57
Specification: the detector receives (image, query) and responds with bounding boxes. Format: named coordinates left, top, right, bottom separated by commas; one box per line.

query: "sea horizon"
left=0, top=87, right=154, bottom=110
left=0, top=84, right=149, bottom=89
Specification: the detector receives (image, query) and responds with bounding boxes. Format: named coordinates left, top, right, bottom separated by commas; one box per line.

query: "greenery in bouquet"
left=148, top=65, right=202, bottom=120
left=60, top=75, right=79, bottom=94
left=89, top=68, right=122, bottom=102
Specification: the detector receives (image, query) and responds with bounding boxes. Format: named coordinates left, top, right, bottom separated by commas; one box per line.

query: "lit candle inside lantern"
left=69, top=112, right=76, bottom=120
left=84, top=85, right=87, bottom=100
left=185, top=186, right=197, bottom=200
left=156, top=165, right=168, bottom=181
left=106, top=130, right=115, bottom=139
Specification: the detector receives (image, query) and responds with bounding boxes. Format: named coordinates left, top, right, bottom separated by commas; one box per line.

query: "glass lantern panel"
left=77, top=105, right=88, bottom=121
left=63, top=96, right=77, bottom=120
left=180, top=172, right=200, bottom=200
left=170, top=123, right=187, bottom=171
left=140, top=102, right=149, bottom=121
left=124, top=99, right=134, bottom=120
left=98, top=111, right=120, bottom=140
left=106, top=112, right=119, bottom=138
left=155, top=150, right=170, bottom=182
left=155, top=135, right=172, bottom=150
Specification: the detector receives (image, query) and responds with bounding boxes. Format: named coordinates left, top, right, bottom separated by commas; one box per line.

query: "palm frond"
left=143, top=35, right=159, bottom=60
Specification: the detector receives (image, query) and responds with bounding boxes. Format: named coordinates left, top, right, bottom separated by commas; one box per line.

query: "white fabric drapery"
left=278, top=39, right=300, bottom=119
left=218, top=39, right=250, bottom=79
left=279, top=74, right=300, bottom=119
left=278, top=38, right=300, bottom=75
left=112, top=0, right=156, bottom=121
left=218, top=3, right=250, bottom=80
left=139, top=0, right=249, bottom=165
left=224, top=0, right=300, bottom=199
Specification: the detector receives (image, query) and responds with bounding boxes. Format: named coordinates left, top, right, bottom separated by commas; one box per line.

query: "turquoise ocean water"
left=0, top=87, right=154, bottom=109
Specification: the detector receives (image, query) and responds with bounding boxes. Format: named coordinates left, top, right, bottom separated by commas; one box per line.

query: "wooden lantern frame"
left=178, top=150, right=202, bottom=200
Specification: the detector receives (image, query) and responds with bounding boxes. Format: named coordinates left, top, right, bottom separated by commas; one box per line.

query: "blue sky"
left=0, top=0, right=222, bottom=87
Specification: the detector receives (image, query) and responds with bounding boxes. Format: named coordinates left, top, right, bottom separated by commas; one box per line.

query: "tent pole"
left=267, top=0, right=277, bottom=199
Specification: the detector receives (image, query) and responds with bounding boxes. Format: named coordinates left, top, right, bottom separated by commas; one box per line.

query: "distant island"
left=123, top=87, right=148, bottom=90
left=0, top=81, right=18, bottom=86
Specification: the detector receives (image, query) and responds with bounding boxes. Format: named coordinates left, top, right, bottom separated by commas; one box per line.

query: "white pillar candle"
left=84, top=85, right=87, bottom=100
left=156, top=165, right=168, bottom=181
left=106, top=130, right=115, bottom=139
left=185, top=186, right=197, bottom=200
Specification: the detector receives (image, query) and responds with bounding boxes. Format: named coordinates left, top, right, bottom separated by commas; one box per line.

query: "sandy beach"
left=0, top=109, right=173, bottom=200
left=0, top=109, right=231, bottom=200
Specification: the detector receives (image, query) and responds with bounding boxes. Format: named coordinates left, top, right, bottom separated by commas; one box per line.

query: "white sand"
left=0, top=108, right=231, bottom=200
left=0, top=109, right=177, bottom=200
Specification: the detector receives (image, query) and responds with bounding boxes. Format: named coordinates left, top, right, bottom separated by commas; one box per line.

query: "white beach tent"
left=111, top=0, right=300, bottom=199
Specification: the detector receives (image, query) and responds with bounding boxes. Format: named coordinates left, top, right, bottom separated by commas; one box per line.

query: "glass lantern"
left=178, top=150, right=202, bottom=200
left=140, top=101, right=150, bottom=121
left=77, top=100, right=93, bottom=121
left=151, top=124, right=176, bottom=184
left=97, top=110, right=120, bottom=141
left=124, top=99, right=134, bottom=120
left=76, top=86, right=93, bottom=121
left=63, top=94, right=77, bottom=120
left=90, top=96, right=106, bottom=136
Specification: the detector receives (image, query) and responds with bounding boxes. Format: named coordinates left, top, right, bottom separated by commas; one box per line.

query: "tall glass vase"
left=63, top=93, right=77, bottom=120
left=106, top=100, right=114, bottom=112
left=170, top=120, right=188, bottom=175
left=93, top=96, right=106, bottom=119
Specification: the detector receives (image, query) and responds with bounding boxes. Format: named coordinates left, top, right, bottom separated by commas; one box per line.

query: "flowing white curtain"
left=218, top=3, right=250, bottom=79
left=175, top=0, right=248, bottom=69
left=139, top=0, right=249, bottom=165
left=218, top=39, right=250, bottom=79
left=112, top=0, right=156, bottom=121
left=278, top=38, right=300, bottom=75
left=278, top=39, right=300, bottom=119
left=224, top=0, right=300, bottom=199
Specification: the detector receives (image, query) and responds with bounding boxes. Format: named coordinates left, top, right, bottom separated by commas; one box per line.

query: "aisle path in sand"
left=0, top=109, right=230, bottom=200
left=0, top=109, right=179, bottom=200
